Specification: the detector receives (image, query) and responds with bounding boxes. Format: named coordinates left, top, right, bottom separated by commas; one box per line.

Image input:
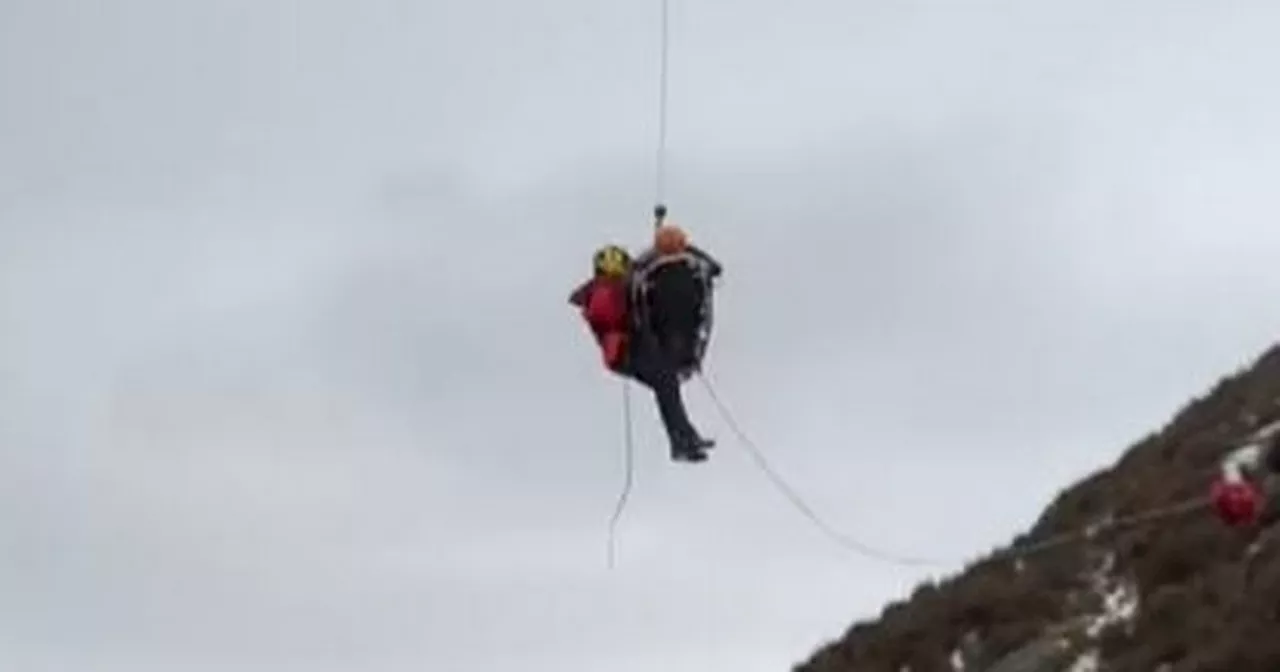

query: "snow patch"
left=1083, top=551, right=1139, bottom=639
left=1251, top=417, right=1280, bottom=441
left=1067, top=650, right=1100, bottom=672
left=1087, top=578, right=1139, bottom=637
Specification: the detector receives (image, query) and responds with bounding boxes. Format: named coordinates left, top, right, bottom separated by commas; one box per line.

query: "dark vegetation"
left=795, top=344, right=1280, bottom=672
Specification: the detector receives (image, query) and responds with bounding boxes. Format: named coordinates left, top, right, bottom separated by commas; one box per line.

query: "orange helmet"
left=653, top=224, right=688, bottom=255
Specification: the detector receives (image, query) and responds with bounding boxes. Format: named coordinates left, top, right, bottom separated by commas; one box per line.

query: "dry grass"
left=794, top=344, right=1280, bottom=672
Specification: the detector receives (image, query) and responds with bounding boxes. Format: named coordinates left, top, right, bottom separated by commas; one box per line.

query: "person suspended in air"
left=629, top=207, right=723, bottom=378
left=569, top=243, right=715, bottom=463
left=1210, top=428, right=1280, bottom=526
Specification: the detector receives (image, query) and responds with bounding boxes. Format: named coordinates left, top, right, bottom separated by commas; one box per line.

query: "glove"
left=1211, top=477, right=1262, bottom=527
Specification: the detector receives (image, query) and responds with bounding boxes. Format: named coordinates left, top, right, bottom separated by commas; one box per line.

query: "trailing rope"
left=697, top=372, right=946, bottom=567
left=697, top=372, right=1227, bottom=571
left=608, top=334, right=1224, bottom=572
left=607, top=381, right=636, bottom=569
left=986, top=495, right=1214, bottom=563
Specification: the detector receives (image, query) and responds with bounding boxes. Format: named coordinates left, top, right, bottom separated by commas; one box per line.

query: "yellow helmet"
left=593, top=244, right=632, bottom=277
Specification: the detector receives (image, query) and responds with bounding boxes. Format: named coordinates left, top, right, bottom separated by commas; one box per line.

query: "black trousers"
left=621, top=330, right=700, bottom=451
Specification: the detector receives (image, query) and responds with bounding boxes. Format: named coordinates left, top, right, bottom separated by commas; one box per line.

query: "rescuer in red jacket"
left=569, top=244, right=714, bottom=463
left=1210, top=428, right=1280, bottom=526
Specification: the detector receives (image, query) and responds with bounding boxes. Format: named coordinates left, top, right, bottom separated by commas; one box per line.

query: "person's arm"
left=568, top=279, right=592, bottom=307
left=1222, top=443, right=1263, bottom=483
left=686, top=243, right=723, bottom=277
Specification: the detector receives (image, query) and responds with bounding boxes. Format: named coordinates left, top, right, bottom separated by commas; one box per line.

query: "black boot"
left=671, top=443, right=709, bottom=463
left=670, top=432, right=714, bottom=463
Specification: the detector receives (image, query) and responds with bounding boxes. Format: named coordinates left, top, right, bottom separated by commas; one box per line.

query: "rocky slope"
left=795, top=344, right=1280, bottom=672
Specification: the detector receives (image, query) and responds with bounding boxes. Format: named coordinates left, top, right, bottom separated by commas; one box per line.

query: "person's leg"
left=626, top=333, right=710, bottom=461
left=658, top=329, right=698, bottom=374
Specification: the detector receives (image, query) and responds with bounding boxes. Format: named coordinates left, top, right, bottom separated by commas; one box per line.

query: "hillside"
left=795, top=344, right=1280, bottom=672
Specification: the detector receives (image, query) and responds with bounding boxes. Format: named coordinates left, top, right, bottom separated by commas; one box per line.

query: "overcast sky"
left=4, top=0, right=1280, bottom=670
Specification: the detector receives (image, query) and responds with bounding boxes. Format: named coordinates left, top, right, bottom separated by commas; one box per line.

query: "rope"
left=985, top=495, right=1213, bottom=563
left=608, top=380, right=637, bottom=569
left=695, top=372, right=1227, bottom=570
left=696, top=372, right=946, bottom=567
left=985, top=475, right=1280, bottom=564
left=654, top=0, right=670, bottom=210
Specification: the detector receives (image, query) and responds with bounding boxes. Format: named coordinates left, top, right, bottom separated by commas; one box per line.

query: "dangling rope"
left=696, top=372, right=946, bottom=567
left=607, top=381, right=636, bottom=569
